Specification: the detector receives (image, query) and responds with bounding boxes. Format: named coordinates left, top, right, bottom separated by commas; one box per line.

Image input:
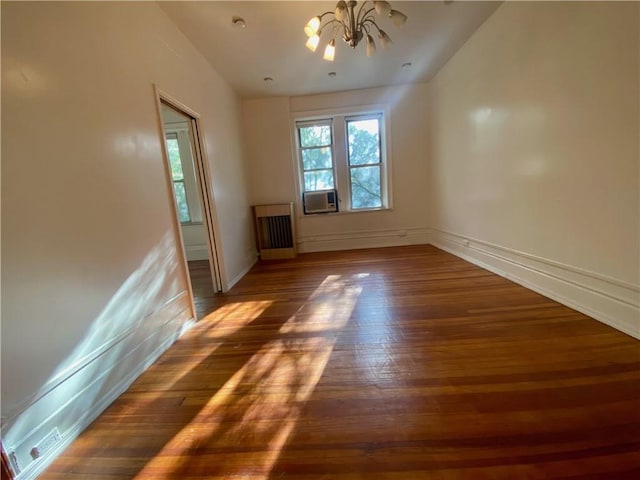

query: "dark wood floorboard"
left=41, top=245, right=640, bottom=479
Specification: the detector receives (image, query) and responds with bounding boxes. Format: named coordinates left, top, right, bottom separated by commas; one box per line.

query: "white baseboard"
left=430, top=229, right=640, bottom=339
left=4, top=293, right=193, bottom=480
left=298, top=227, right=430, bottom=253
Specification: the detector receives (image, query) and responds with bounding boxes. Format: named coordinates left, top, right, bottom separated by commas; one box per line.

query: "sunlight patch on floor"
left=199, top=300, right=274, bottom=338
left=134, top=274, right=364, bottom=479
left=280, top=274, right=365, bottom=334
left=126, top=300, right=274, bottom=410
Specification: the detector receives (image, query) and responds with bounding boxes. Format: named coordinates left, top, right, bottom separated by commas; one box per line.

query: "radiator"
left=253, top=203, right=296, bottom=259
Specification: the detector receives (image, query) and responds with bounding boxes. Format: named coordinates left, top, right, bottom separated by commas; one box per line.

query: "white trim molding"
left=298, top=227, right=430, bottom=253
left=3, top=294, right=193, bottom=480
left=430, top=229, right=640, bottom=339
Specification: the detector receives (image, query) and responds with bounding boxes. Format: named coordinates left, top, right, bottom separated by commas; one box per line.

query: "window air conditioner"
left=303, top=189, right=338, bottom=214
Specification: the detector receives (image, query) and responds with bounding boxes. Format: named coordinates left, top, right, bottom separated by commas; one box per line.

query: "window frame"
left=291, top=104, right=392, bottom=216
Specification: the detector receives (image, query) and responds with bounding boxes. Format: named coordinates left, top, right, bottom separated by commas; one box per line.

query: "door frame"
left=153, top=86, right=227, bottom=318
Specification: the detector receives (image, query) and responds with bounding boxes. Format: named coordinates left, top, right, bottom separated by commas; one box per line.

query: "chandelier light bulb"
left=389, top=9, right=407, bottom=27
left=304, top=16, right=321, bottom=37
left=366, top=34, right=376, bottom=57
left=323, top=39, right=336, bottom=61
left=378, top=30, right=392, bottom=48
left=374, top=1, right=392, bottom=16
left=335, top=1, right=348, bottom=21
left=306, top=34, right=320, bottom=52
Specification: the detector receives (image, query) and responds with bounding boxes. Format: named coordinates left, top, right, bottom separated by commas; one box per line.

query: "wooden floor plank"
left=41, top=245, right=640, bottom=479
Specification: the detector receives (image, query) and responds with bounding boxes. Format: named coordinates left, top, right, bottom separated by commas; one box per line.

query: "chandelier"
left=304, top=1, right=408, bottom=61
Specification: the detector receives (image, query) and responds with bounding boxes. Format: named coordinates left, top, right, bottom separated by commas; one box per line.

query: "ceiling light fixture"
left=304, top=1, right=407, bottom=62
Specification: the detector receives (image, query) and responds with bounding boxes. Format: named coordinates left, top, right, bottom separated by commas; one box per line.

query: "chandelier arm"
left=355, top=1, right=370, bottom=25
left=318, top=11, right=335, bottom=19
left=320, top=17, right=345, bottom=34
left=362, top=17, right=381, bottom=32
left=330, top=21, right=343, bottom=38
left=316, top=10, right=336, bottom=29
left=357, top=6, right=377, bottom=28
left=361, top=12, right=379, bottom=40
left=322, top=17, right=343, bottom=27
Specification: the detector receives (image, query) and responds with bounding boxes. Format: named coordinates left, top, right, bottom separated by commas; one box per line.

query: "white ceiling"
left=159, top=1, right=501, bottom=99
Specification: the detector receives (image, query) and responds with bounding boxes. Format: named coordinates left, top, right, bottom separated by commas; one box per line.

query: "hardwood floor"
left=186, top=259, right=221, bottom=320
left=41, top=245, right=640, bottom=479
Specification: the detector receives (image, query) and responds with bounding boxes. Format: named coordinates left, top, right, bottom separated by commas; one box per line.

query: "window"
left=295, top=109, right=389, bottom=213
left=165, top=133, right=191, bottom=224
left=347, top=115, right=383, bottom=209
left=298, top=121, right=335, bottom=191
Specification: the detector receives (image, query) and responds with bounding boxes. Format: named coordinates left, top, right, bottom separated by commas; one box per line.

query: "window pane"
left=351, top=166, right=381, bottom=209
left=299, top=125, right=331, bottom=147
left=301, top=147, right=332, bottom=170
left=173, top=181, right=191, bottom=223
left=304, top=170, right=334, bottom=191
left=347, top=118, right=380, bottom=166
left=166, top=138, right=184, bottom=180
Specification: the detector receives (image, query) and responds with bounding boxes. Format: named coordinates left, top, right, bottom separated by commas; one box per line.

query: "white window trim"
left=290, top=104, right=393, bottom=217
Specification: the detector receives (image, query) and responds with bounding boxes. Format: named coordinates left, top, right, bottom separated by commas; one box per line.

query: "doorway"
left=156, top=91, right=225, bottom=319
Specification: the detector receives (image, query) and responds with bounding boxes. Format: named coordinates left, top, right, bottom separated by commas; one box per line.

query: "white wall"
left=428, top=2, right=640, bottom=337
left=242, top=84, right=431, bottom=252
left=1, top=2, right=255, bottom=477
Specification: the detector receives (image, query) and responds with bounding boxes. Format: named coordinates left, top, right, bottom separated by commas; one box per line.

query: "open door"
left=155, top=87, right=226, bottom=319
left=188, top=117, right=224, bottom=292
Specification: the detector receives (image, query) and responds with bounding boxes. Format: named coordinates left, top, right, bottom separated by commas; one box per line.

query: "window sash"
left=165, top=133, right=193, bottom=224
left=297, top=119, right=333, bottom=149
left=297, top=119, right=336, bottom=192
left=346, top=115, right=383, bottom=210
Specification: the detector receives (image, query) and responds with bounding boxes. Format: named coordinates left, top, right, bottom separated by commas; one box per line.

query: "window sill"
left=301, top=206, right=393, bottom=217
left=180, top=221, right=204, bottom=226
